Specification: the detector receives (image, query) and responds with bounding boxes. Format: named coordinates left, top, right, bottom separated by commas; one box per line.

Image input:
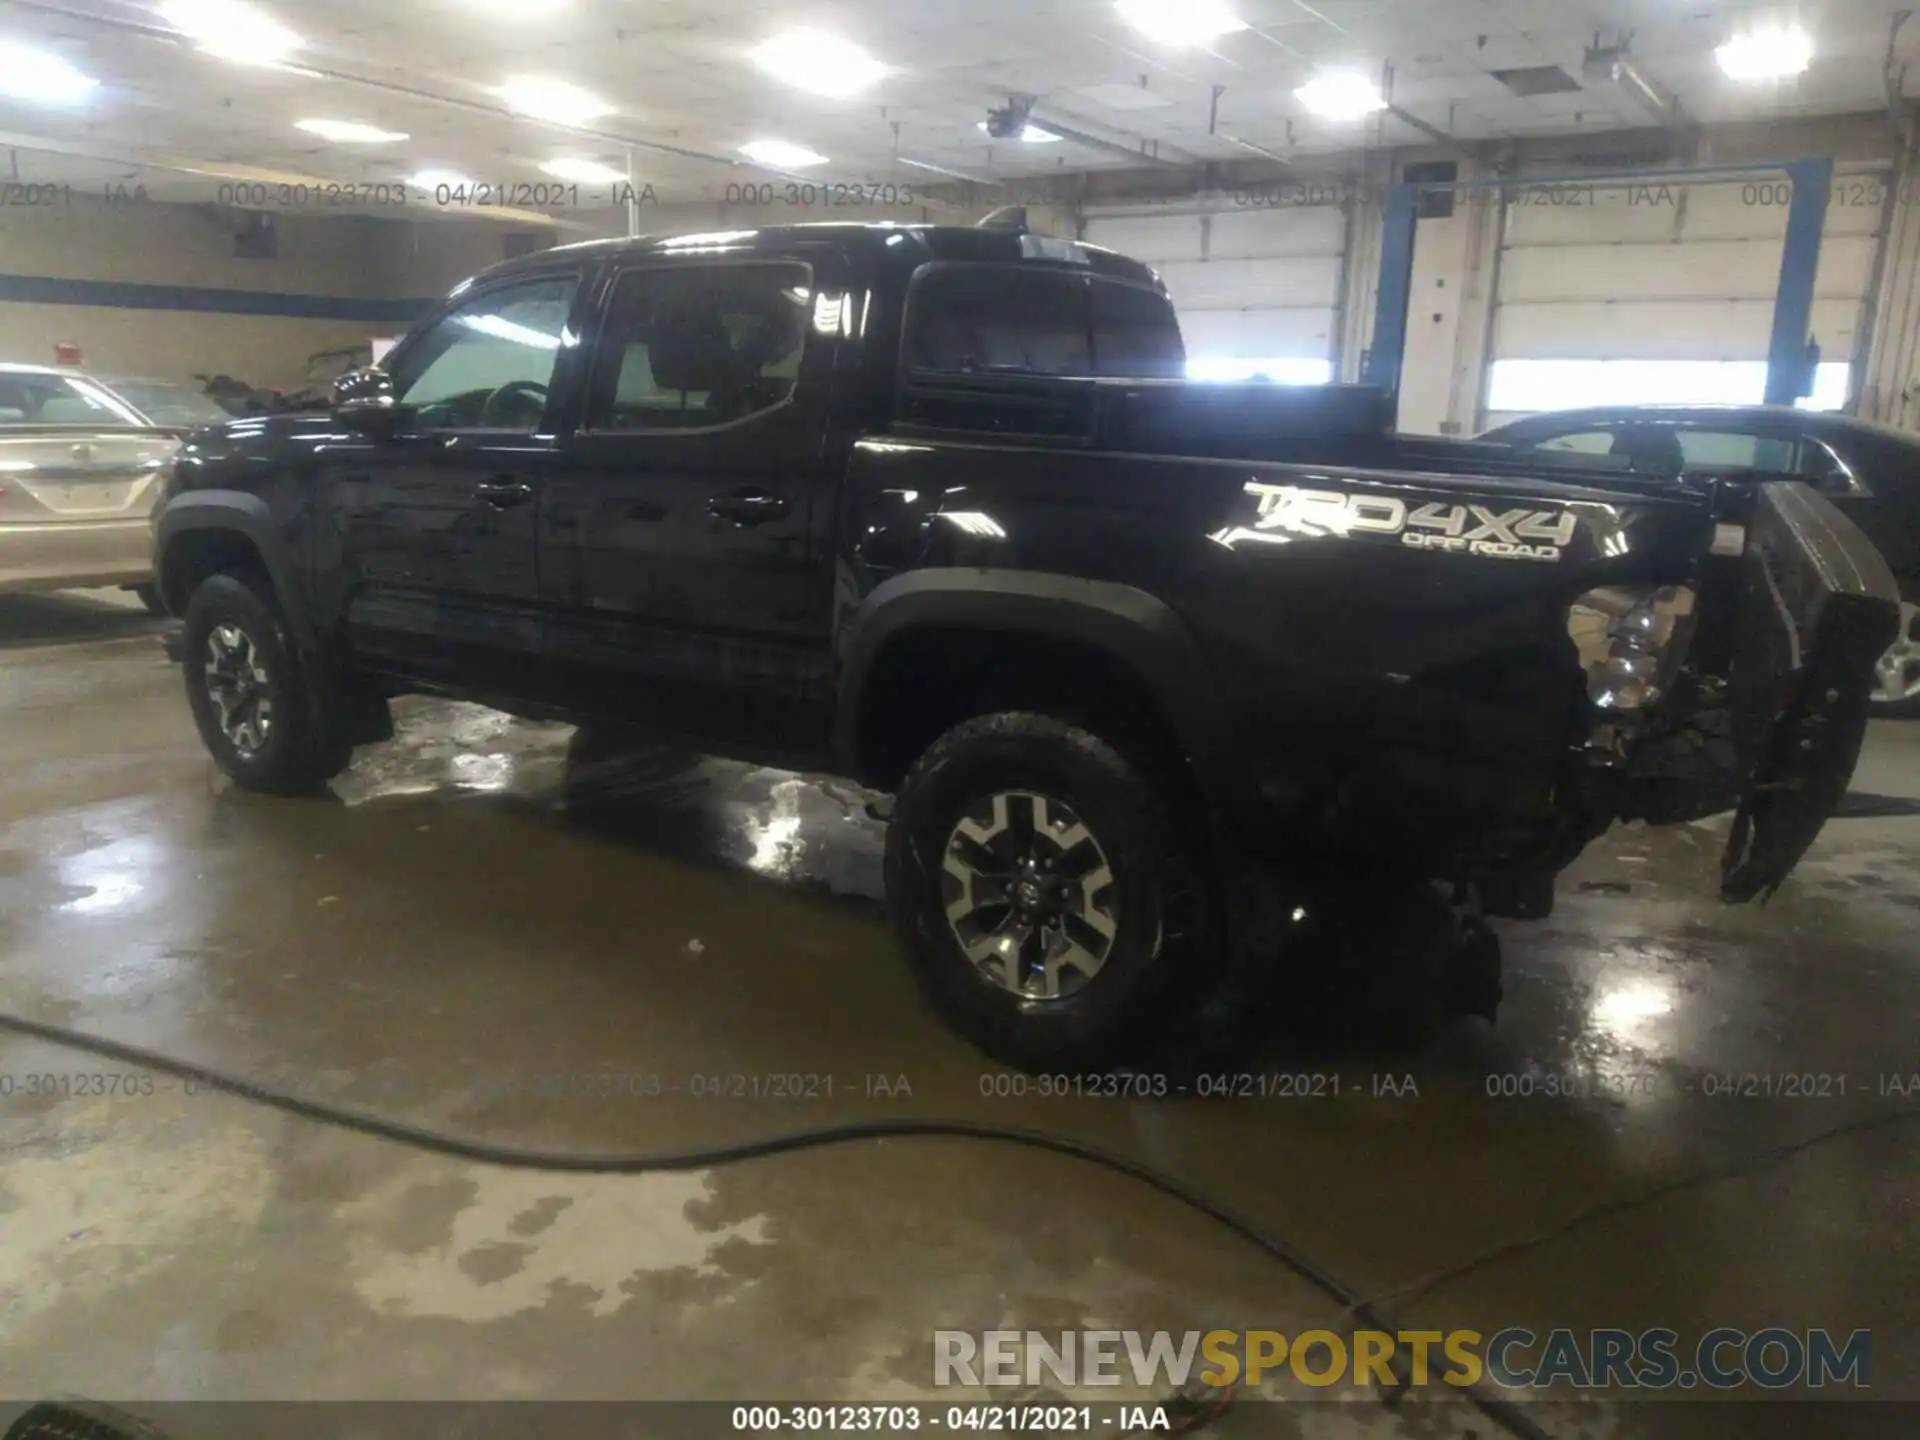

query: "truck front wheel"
left=182, top=572, right=352, bottom=795
left=884, top=712, right=1215, bottom=1072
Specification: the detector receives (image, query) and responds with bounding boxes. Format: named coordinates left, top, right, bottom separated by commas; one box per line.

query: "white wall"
left=0, top=303, right=378, bottom=392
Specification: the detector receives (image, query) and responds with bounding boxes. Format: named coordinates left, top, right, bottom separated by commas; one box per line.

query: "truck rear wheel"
left=182, top=572, right=352, bottom=795
left=884, top=712, right=1215, bottom=1072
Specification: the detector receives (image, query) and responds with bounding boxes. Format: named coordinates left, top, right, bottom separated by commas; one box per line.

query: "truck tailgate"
left=1721, top=482, right=1901, bottom=901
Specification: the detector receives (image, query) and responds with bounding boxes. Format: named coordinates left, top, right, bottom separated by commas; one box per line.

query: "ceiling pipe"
left=1219, top=132, right=1296, bottom=167
left=896, top=156, right=990, bottom=184
left=1386, top=104, right=1467, bottom=153
left=1013, top=97, right=1192, bottom=168
left=1884, top=10, right=1914, bottom=134
left=1377, top=63, right=1475, bottom=161
left=1583, top=35, right=1690, bottom=131
left=1027, top=115, right=1181, bottom=166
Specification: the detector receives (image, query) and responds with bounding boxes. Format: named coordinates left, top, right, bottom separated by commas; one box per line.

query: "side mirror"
left=332, top=366, right=399, bottom=438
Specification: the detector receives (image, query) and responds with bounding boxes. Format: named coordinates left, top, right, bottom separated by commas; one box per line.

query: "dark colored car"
left=150, top=223, right=1899, bottom=1070
left=1482, top=406, right=1920, bottom=717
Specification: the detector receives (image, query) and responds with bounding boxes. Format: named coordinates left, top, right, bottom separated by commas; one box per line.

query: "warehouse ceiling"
left=0, top=0, right=1915, bottom=211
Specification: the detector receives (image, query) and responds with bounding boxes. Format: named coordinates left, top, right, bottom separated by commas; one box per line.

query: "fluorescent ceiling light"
left=159, top=1, right=301, bottom=65
left=739, top=138, right=829, bottom=168
left=751, top=29, right=887, bottom=98
left=1717, top=26, right=1813, bottom=81
left=498, top=76, right=612, bottom=125
left=1115, top=0, right=1245, bottom=48
left=1296, top=70, right=1388, bottom=121
left=976, top=120, right=1061, bottom=143
left=540, top=157, right=624, bottom=183
left=0, top=41, right=99, bottom=103
left=411, top=168, right=475, bottom=190
left=296, top=118, right=408, bottom=144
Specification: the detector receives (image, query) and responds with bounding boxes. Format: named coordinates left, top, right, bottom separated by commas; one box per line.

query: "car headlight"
left=1569, top=585, right=1697, bottom=711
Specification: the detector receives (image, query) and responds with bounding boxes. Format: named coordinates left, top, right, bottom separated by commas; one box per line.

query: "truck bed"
left=894, top=373, right=1711, bottom=501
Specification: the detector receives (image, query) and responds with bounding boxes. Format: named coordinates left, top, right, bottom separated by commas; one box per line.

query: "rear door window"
left=909, top=266, right=1089, bottom=376
left=585, top=262, right=811, bottom=431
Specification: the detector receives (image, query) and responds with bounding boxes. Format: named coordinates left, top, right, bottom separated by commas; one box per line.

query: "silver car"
left=0, top=363, right=231, bottom=612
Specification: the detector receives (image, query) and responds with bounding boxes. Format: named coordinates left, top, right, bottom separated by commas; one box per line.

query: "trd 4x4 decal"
left=1243, top=483, right=1580, bottom=563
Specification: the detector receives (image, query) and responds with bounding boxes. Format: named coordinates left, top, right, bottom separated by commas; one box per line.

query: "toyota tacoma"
left=151, top=222, right=1902, bottom=1069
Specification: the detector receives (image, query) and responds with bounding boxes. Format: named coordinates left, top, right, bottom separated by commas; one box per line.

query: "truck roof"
left=472, top=222, right=1167, bottom=294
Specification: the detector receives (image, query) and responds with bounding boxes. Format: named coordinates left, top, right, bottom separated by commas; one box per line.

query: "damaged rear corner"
left=1716, top=482, right=1900, bottom=902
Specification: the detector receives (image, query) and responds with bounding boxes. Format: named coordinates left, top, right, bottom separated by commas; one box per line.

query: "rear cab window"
left=903, top=262, right=1185, bottom=379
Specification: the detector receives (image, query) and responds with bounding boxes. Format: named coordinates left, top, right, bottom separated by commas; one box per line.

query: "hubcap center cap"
left=939, top=790, right=1120, bottom=1002
left=203, top=623, right=275, bottom=758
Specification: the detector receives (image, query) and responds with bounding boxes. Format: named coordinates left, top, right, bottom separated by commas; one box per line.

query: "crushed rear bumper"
left=1719, top=482, right=1901, bottom=901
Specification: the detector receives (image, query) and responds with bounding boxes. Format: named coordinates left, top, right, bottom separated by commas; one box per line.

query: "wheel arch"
left=835, top=570, right=1229, bottom=801
left=155, top=492, right=314, bottom=652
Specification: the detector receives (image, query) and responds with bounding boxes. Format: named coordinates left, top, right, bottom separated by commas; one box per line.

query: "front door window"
left=389, top=276, right=578, bottom=432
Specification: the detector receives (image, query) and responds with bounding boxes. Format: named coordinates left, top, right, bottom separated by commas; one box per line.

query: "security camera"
left=984, top=95, right=1038, bottom=140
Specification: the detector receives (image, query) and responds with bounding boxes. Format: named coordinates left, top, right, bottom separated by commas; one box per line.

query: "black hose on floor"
left=0, top=1010, right=1551, bottom=1440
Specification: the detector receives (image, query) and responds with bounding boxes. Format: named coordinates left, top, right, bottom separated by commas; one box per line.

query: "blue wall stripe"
left=0, top=274, right=435, bottom=323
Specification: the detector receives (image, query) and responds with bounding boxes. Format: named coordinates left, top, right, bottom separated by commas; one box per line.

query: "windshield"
left=97, top=378, right=233, bottom=426
left=0, top=372, right=144, bottom=426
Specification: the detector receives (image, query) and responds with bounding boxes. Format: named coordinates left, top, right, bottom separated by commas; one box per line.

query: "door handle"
left=476, top=476, right=534, bottom=509
left=708, top=487, right=790, bottom=525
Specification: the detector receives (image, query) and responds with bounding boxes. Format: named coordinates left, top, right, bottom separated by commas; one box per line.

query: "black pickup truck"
left=152, top=221, right=1900, bottom=1069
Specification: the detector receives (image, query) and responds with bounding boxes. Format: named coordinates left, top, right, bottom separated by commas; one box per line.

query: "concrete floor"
left=2, top=590, right=1917, bottom=1439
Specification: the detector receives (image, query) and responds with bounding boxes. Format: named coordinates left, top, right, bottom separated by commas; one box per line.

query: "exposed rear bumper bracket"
left=1719, top=483, right=1901, bottom=902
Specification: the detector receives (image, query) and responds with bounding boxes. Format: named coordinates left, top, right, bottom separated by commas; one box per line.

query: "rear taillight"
left=1569, top=585, right=1699, bottom=711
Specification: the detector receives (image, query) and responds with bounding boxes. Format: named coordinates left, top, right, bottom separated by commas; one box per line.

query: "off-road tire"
left=182, top=571, right=351, bottom=795
left=884, top=712, right=1216, bottom=1072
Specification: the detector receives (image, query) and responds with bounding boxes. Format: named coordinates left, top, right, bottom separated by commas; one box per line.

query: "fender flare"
left=154, top=491, right=316, bottom=652
left=834, top=569, right=1229, bottom=796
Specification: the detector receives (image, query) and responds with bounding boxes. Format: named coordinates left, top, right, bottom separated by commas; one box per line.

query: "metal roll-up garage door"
left=1484, top=176, right=1885, bottom=426
left=1083, top=206, right=1346, bottom=382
